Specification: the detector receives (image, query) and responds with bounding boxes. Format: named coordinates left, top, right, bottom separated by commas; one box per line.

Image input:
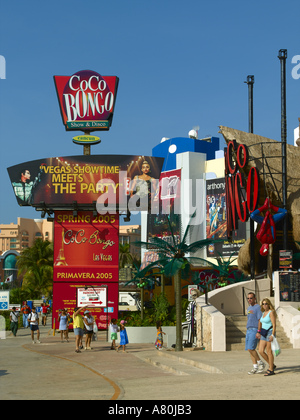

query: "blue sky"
left=0, top=0, right=299, bottom=224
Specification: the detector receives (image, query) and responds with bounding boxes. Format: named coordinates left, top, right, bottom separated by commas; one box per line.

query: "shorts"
left=111, top=332, right=117, bottom=340
left=30, top=325, right=39, bottom=331
left=245, top=328, right=258, bottom=350
left=85, top=329, right=93, bottom=336
left=260, top=329, right=273, bottom=342
left=74, top=328, right=84, bottom=336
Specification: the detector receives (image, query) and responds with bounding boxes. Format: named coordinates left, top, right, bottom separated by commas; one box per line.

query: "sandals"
left=264, top=369, right=275, bottom=376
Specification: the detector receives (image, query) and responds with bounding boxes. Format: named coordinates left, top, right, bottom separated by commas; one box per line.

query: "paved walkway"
left=1, top=320, right=300, bottom=400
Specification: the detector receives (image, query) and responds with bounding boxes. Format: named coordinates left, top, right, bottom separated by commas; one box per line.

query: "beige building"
left=0, top=218, right=54, bottom=254
left=119, top=224, right=141, bottom=259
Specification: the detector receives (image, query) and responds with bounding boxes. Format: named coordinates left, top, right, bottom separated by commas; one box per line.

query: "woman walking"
left=58, top=309, right=69, bottom=342
left=257, top=298, right=277, bottom=376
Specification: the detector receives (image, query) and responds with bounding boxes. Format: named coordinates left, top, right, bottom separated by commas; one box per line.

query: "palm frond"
left=133, top=239, right=172, bottom=254
left=184, top=238, right=224, bottom=254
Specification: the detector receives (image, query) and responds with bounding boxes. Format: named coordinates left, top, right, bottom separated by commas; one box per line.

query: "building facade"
left=0, top=218, right=54, bottom=254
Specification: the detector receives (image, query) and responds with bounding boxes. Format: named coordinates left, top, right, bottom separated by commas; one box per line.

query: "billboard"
left=52, top=211, right=119, bottom=330
left=143, top=169, right=181, bottom=269
left=206, top=178, right=246, bottom=257
left=53, top=70, right=119, bottom=131
left=7, top=155, right=164, bottom=212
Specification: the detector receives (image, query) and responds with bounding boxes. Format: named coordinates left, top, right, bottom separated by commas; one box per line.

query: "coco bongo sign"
left=54, top=70, right=119, bottom=132
left=225, top=140, right=259, bottom=238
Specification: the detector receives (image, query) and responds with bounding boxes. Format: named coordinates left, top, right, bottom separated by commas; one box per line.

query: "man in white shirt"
left=9, top=307, right=20, bottom=337
left=28, top=307, right=41, bottom=344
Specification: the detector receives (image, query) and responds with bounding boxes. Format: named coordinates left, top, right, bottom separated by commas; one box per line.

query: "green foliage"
left=118, top=297, right=189, bottom=326
left=152, top=293, right=170, bottom=324
left=17, top=238, right=53, bottom=298
left=9, top=287, right=36, bottom=304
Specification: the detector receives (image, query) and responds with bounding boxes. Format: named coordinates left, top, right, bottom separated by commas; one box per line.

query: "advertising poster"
left=206, top=178, right=246, bottom=257
left=143, top=169, right=181, bottom=269
left=279, top=272, right=300, bottom=302
left=52, top=211, right=119, bottom=329
left=7, top=155, right=164, bottom=212
left=279, top=250, right=293, bottom=270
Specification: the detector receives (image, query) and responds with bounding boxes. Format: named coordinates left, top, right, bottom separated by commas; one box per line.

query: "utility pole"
left=245, top=75, right=255, bottom=281
left=278, top=49, right=288, bottom=249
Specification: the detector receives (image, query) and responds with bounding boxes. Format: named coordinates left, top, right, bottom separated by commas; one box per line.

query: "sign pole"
left=83, top=131, right=91, bottom=155
left=245, top=75, right=256, bottom=288
left=278, top=49, right=288, bottom=250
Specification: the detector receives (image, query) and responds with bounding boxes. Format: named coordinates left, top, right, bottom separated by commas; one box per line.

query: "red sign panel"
left=52, top=282, right=118, bottom=330
left=53, top=70, right=119, bottom=131
left=52, top=211, right=119, bottom=330
left=54, top=211, right=119, bottom=267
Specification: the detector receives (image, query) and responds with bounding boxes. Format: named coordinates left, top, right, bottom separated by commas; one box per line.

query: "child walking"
left=109, top=318, right=119, bottom=350
left=155, top=320, right=166, bottom=350
left=117, top=320, right=129, bottom=352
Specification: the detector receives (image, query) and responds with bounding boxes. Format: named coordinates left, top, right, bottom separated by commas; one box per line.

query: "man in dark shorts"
left=28, top=307, right=40, bottom=344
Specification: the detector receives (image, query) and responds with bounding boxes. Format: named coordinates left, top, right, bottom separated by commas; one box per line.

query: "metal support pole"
left=278, top=49, right=288, bottom=249
left=245, top=75, right=255, bottom=282
left=246, top=75, right=254, bottom=133
left=83, top=131, right=91, bottom=155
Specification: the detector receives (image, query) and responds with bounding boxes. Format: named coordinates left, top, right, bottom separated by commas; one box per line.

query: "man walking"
left=10, top=307, right=20, bottom=336
left=28, top=307, right=40, bottom=344
left=245, top=292, right=264, bottom=374
left=21, top=301, right=31, bottom=328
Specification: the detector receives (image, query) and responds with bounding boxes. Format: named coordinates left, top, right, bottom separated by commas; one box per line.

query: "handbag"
left=271, top=336, right=281, bottom=357
left=260, top=327, right=272, bottom=337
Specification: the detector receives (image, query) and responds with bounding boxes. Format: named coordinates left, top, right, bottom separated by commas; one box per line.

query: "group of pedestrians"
left=245, top=292, right=278, bottom=376
left=109, top=318, right=129, bottom=352
left=57, top=306, right=130, bottom=354
left=71, top=305, right=97, bottom=353
left=20, top=301, right=49, bottom=329
left=11, top=302, right=43, bottom=343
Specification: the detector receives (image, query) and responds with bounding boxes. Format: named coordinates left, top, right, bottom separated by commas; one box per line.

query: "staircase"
left=226, top=314, right=293, bottom=351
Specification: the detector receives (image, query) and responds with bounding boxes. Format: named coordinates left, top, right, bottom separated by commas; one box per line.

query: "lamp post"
left=245, top=75, right=255, bottom=282
left=278, top=49, right=288, bottom=250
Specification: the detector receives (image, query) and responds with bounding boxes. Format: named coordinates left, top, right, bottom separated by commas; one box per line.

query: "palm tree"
left=125, top=263, right=161, bottom=320
left=134, top=212, right=223, bottom=351
left=16, top=238, right=54, bottom=298
left=184, top=252, right=247, bottom=299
